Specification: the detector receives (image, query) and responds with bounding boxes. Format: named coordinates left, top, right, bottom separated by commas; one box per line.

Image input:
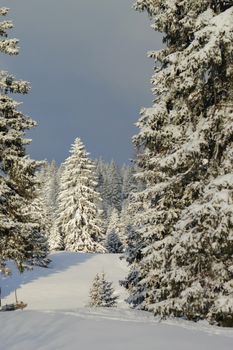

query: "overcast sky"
left=3, top=0, right=162, bottom=164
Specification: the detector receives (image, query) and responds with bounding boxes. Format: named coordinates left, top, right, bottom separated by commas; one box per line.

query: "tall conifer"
left=126, top=1, right=233, bottom=326
left=56, top=138, right=105, bottom=253
left=0, top=7, right=48, bottom=271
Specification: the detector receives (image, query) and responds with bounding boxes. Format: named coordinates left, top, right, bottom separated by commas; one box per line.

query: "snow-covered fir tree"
left=56, top=138, right=105, bottom=253
left=0, top=7, right=49, bottom=271
left=42, top=160, right=60, bottom=220
left=106, top=230, right=123, bottom=253
left=120, top=223, right=145, bottom=307
left=106, top=208, right=120, bottom=233
left=95, top=159, right=124, bottom=217
left=124, top=0, right=233, bottom=326
left=95, top=159, right=137, bottom=222
left=105, top=208, right=125, bottom=253
left=89, top=272, right=118, bottom=307
left=117, top=199, right=133, bottom=249
left=95, top=158, right=110, bottom=219
left=23, top=193, right=50, bottom=267
left=47, top=224, right=63, bottom=251
left=122, top=165, right=137, bottom=200
left=108, top=161, right=122, bottom=211
left=95, top=160, right=138, bottom=249
left=95, top=159, right=106, bottom=196
left=37, top=160, right=62, bottom=251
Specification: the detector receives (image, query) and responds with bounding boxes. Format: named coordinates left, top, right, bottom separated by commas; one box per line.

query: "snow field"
left=1, top=252, right=128, bottom=310
left=0, top=252, right=232, bottom=350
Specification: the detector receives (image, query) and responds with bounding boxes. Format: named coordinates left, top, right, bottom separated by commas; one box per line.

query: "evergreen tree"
left=126, top=1, right=233, bottom=326
left=106, top=229, right=123, bottom=254
left=105, top=208, right=124, bottom=253
left=43, top=160, right=60, bottom=219
left=95, top=159, right=106, bottom=198
left=106, top=208, right=120, bottom=233
left=95, top=158, right=110, bottom=219
left=23, top=194, right=50, bottom=267
left=95, top=159, right=131, bottom=220
left=97, top=160, right=123, bottom=215
left=121, top=165, right=137, bottom=200
left=47, top=224, right=63, bottom=251
left=108, top=161, right=122, bottom=211
left=120, top=224, right=145, bottom=307
left=0, top=7, right=48, bottom=271
left=89, top=272, right=118, bottom=307
left=38, top=160, right=62, bottom=251
left=117, top=199, right=132, bottom=249
left=56, top=138, right=105, bottom=253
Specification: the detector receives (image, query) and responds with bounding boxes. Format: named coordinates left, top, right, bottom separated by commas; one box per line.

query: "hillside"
left=0, top=252, right=232, bottom=350
left=1, top=252, right=128, bottom=310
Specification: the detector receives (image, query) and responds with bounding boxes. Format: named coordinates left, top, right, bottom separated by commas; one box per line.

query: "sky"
left=3, top=0, right=162, bottom=164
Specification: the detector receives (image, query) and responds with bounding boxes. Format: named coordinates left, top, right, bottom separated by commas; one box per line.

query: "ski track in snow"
left=41, top=307, right=233, bottom=338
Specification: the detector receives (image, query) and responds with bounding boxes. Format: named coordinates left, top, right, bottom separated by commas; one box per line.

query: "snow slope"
left=0, top=252, right=233, bottom=350
left=1, top=252, right=128, bottom=310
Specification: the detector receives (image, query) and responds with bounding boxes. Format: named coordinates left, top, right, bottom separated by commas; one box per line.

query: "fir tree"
left=38, top=161, right=62, bottom=251
left=95, top=158, right=110, bottom=220
left=23, top=195, right=50, bottom=267
left=126, top=1, right=233, bottom=326
left=56, top=138, right=105, bottom=253
left=106, top=230, right=123, bottom=254
left=47, top=224, right=63, bottom=251
left=95, top=159, right=129, bottom=219
left=89, top=272, right=118, bottom=307
left=105, top=208, right=124, bottom=253
left=117, top=199, right=132, bottom=249
left=121, top=165, right=137, bottom=200
left=0, top=7, right=48, bottom=271
left=108, top=161, right=122, bottom=211
left=43, top=160, right=60, bottom=221
left=120, top=220, right=145, bottom=307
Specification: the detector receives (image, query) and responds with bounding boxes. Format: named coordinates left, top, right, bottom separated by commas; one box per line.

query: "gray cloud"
left=3, top=0, right=162, bottom=164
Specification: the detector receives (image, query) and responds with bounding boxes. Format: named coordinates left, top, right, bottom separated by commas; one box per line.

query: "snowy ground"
left=1, top=252, right=128, bottom=310
left=0, top=252, right=233, bottom=350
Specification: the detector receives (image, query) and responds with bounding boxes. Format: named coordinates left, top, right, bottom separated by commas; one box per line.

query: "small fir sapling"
left=89, top=272, right=118, bottom=307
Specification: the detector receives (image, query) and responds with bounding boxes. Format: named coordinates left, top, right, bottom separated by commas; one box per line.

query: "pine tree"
left=0, top=7, right=49, bottom=271
left=89, top=272, right=118, bottom=307
left=56, top=138, right=105, bottom=253
left=126, top=1, right=233, bottom=326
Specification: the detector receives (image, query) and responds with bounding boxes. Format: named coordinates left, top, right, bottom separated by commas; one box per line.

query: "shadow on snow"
left=0, top=251, right=94, bottom=299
